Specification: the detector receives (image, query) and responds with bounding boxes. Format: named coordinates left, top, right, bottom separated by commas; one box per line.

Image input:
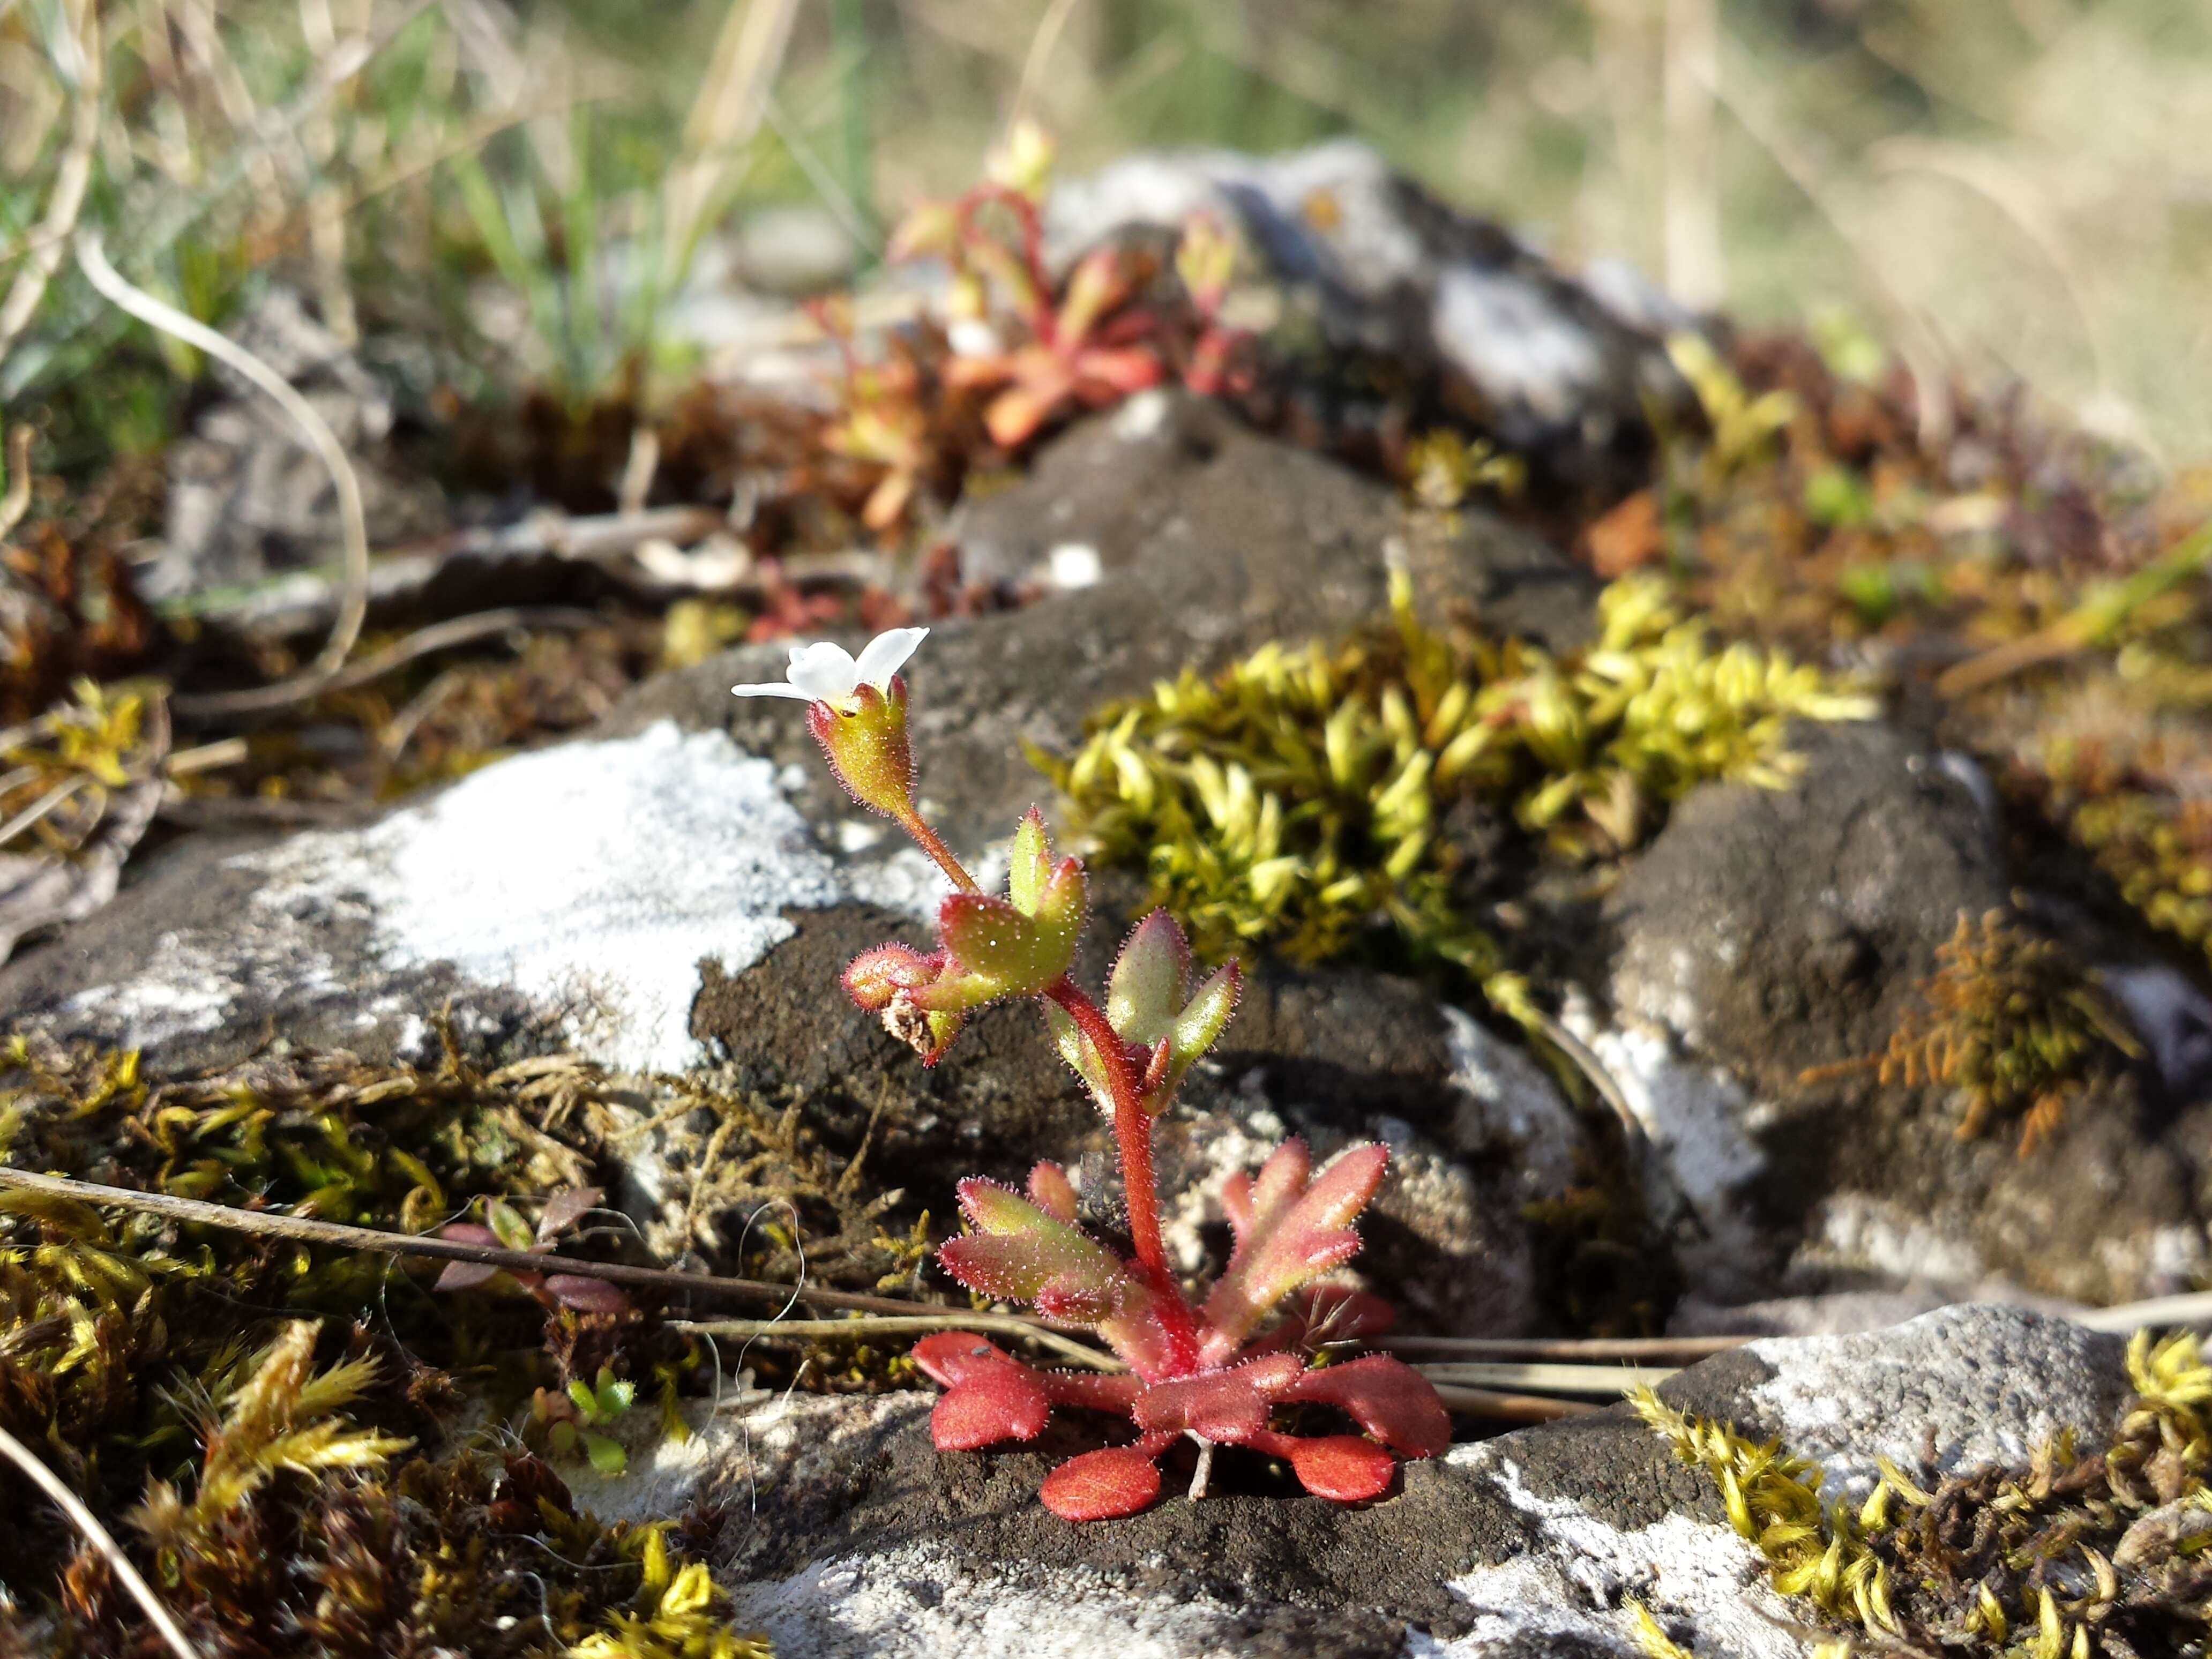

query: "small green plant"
left=1631, top=1385, right=1900, bottom=1638
left=1809, top=909, right=2141, bottom=1156
left=528, top=1365, right=638, bottom=1478
left=571, top=1527, right=773, bottom=1659
left=2068, top=791, right=2212, bottom=968
left=734, top=626, right=1449, bottom=1520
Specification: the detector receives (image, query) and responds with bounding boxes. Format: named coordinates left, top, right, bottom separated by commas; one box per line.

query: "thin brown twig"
left=1417, top=1360, right=1681, bottom=1394
left=1378, top=1334, right=1751, bottom=1361
left=0, top=1421, right=203, bottom=1659
left=0, top=1165, right=928, bottom=1316
left=672, top=1313, right=1124, bottom=1372
left=1427, top=1384, right=1596, bottom=1424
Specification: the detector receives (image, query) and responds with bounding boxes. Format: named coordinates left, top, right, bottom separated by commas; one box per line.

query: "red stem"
left=1045, top=977, right=1202, bottom=1376
left=958, top=184, right=1057, bottom=347
left=898, top=812, right=980, bottom=894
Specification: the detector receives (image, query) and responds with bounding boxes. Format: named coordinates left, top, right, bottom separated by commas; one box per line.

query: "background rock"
left=1591, top=721, right=2209, bottom=1308
left=1045, top=140, right=1694, bottom=491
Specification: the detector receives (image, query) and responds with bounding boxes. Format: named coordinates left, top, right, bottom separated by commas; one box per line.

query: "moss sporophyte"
left=735, top=629, right=1451, bottom=1521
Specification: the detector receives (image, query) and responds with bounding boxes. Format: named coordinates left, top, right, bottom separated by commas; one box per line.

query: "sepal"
left=807, top=679, right=916, bottom=820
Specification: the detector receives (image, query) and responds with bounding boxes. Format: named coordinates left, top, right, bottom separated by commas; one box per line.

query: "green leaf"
left=1171, top=963, right=1239, bottom=1066
left=488, top=1199, right=535, bottom=1253
left=938, top=894, right=1039, bottom=983
left=582, top=1431, right=627, bottom=1477
left=1108, top=911, right=1189, bottom=1044
left=1008, top=809, right=1052, bottom=915
left=593, top=1371, right=636, bottom=1421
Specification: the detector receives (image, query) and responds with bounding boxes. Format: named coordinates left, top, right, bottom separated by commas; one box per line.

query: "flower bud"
left=842, top=941, right=945, bottom=1012
left=808, top=678, right=917, bottom=821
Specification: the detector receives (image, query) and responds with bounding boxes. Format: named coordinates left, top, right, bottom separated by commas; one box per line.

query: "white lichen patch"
left=1563, top=997, right=1768, bottom=1294
left=1798, top=1192, right=1986, bottom=1288
left=567, top=1388, right=920, bottom=1529
left=733, top=1541, right=1261, bottom=1659
left=1440, top=1006, right=1581, bottom=1197
left=68, top=721, right=948, bottom=1073
left=1431, top=266, right=1606, bottom=426
left=1422, top=1450, right=1813, bottom=1658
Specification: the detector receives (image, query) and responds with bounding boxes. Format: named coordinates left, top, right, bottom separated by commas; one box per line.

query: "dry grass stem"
left=73, top=234, right=371, bottom=705
left=0, top=1421, right=203, bottom=1659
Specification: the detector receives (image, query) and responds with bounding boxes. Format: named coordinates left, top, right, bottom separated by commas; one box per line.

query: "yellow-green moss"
left=1037, top=571, right=1874, bottom=1022
left=1634, top=1330, right=2212, bottom=1657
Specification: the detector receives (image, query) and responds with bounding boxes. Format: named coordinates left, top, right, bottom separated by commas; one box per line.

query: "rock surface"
left=1592, top=722, right=2211, bottom=1307
left=564, top=1304, right=2126, bottom=1658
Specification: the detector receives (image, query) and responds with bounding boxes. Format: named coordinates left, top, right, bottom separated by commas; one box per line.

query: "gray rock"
left=1046, top=139, right=1693, bottom=485
left=551, top=1303, right=2126, bottom=1658
left=0, top=407, right=1596, bottom=1329
left=1588, top=721, right=2209, bottom=1306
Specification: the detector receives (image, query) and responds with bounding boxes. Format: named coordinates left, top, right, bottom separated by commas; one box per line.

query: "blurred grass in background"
left=5, top=0, right=2212, bottom=462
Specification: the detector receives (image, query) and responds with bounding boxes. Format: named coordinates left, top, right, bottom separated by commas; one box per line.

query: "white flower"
left=731, top=626, right=929, bottom=707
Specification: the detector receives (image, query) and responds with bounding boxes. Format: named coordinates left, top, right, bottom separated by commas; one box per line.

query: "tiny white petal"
left=851, top=626, right=929, bottom=692
left=731, top=681, right=818, bottom=700
left=785, top=641, right=861, bottom=704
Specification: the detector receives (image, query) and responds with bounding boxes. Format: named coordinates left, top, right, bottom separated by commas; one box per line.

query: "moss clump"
left=0, top=1032, right=906, bottom=1654
left=1636, top=1331, right=2212, bottom=1658
left=1037, top=571, right=1873, bottom=1019
left=43, top=1320, right=759, bottom=1657
left=2067, top=791, right=2212, bottom=966
left=1631, top=1386, right=1899, bottom=1638
left=1859, top=909, right=2140, bottom=1156
left=631, top=1067, right=928, bottom=1304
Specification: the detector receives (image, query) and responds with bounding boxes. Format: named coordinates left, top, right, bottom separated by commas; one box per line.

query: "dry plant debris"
left=0, top=1026, right=946, bottom=1652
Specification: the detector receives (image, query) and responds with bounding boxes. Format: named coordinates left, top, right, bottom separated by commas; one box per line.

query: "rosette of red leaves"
left=916, top=1138, right=1447, bottom=1520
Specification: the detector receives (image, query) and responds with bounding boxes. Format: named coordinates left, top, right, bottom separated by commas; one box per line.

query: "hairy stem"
left=1044, top=977, right=1201, bottom=1374
left=898, top=811, right=980, bottom=893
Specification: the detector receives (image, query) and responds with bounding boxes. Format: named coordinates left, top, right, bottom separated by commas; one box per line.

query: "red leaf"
left=1204, top=1142, right=1390, bottom=1350
left=1131, top=1355, right=1302, bottom=1443
left=543, top=1274, right=633, bottom=1316
left=434, top=1260, right=501, bottom=1292
left=1040, top=1444, right=1165, bottom=1522
left=536, top=1186, right=604, bottom=1243
left=1253, top=1432, right=1398, bottom=1503
left=1282, top=1355, right=1452, bottom=1459
left=1027, top=1161, right=1078, bottom=1224
left=914, top=1334, right=1053, bottom=1451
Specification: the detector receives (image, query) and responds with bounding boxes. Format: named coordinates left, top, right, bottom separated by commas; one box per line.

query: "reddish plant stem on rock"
left=1045, top=975, right=1202, bottom=1376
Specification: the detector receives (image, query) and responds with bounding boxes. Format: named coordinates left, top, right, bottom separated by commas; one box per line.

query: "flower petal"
left=851, top=626, right=929, bottom=692
left=730, top=681, right=818, bottom=700
left=785, top=640, right=861, bottom=703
